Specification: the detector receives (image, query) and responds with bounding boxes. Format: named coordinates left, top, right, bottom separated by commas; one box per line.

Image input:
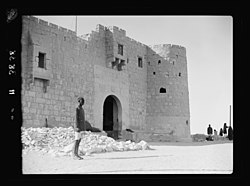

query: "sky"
left=35, top=16, right=233, bottom=134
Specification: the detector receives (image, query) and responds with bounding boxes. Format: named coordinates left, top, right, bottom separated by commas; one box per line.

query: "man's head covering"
left=78, top=97, right=84, bottom=103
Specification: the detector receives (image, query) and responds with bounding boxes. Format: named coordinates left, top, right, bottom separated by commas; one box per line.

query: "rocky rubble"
left=22, top=127, right=151, bottom=157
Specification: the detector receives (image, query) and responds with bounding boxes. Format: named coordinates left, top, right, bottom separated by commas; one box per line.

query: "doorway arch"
left=103, top=95, right=122, bottom=139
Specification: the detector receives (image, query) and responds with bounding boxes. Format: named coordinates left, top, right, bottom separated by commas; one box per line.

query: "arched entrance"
left=103, top=95, right=122, bottom=140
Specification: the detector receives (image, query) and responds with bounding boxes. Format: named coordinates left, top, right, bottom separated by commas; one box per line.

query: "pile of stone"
left=22, top=127, right=151, bottom=157
left=22, top=127, right=75, bottom=151
left=191, top=134, right=207, bottom=142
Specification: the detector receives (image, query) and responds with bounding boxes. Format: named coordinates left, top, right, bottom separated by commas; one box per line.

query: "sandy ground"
left=22, top=141, right=233, bottom=174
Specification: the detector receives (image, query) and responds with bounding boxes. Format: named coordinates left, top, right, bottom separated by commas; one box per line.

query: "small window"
left=153, top=72, right=156, bottom=75
left=148, top=61, right=150, bottom=65
left=159, top=87, right=166, bottom=93
left=138, top=57, right=143, bottom=68
left=118, top=44, right=123, bottom=55
left=186, top=120, right=189, bottom=125
left=179, top=72, right=181, bottom=77
left=158, top=60, right=161, bottom=64
left=38, top=52, right=46, bottom=69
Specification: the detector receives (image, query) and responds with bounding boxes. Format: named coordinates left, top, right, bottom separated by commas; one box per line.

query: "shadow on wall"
left=85, top=120, right=102, bottom=132
left=44, top=119, right=102, bottom=132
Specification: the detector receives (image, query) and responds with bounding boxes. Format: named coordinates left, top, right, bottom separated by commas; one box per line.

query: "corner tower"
left=146, top=44, right=191, bottom=141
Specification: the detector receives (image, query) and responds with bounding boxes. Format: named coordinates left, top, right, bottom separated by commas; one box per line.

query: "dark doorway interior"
left=103, top=96, right=114, bottom=131
left=103, top=95, right=119, bottom=139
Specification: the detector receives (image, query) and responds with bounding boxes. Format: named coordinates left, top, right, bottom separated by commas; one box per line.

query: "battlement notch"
left=107, top=25, right=126, bottom=36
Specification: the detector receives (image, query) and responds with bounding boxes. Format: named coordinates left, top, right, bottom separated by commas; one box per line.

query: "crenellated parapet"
left=105, top=25, right=147, bottom=48
left=24, top=16, right=77, bottom=36
left=106, top=25, right=126, bottom=37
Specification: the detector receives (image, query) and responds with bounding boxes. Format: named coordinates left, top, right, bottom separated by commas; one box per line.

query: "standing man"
left=228, top=126, right=233, bottom=140
left=72, top=97, right=86, bottom=160
left=219, top=128, right=223, bottom=136
left=223, top=123, right=228, bottom=136
left=207, top=124, right=213, bottom=141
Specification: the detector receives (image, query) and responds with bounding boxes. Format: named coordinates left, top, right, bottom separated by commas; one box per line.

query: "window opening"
left=138, top=57, right=143, bottom=68
left=118, top=44, right=123, bottom=55
left=159, top=87, right=166, bottom=93
left=179, top=72, right=181, bottom=77
left=153, top=72, right=156, bottom=75
left=158, top=60, right=161, bottom=64
left=38, top=52, right=46, bottom=69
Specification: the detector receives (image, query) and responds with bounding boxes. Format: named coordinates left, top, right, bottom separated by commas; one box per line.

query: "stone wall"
left=21, top=16, right=191, bottom=141
left=21, top=16, right=95, bottom=128
left=146, top=44, right=190, bottom=139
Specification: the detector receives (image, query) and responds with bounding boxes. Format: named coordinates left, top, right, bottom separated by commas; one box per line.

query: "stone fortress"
left=21, top=16, right=191, bottom=142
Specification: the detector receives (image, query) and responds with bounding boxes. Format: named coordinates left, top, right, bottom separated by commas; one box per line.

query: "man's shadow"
left=85, top=120, right=102, bottom=132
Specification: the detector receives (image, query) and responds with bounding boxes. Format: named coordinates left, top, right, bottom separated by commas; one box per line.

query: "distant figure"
left=207, top=124, right=213, bottom=136
left=228, top=126, right=233, bottom=140
left=223, top=123, right=228, bottom=135
left=219, top=128, right=223, bottom=136
left=207, top=124, right=213, bottom=141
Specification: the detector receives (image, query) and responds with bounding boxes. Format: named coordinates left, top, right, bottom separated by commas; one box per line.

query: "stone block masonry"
left=21, top=16, right=191, bottom=142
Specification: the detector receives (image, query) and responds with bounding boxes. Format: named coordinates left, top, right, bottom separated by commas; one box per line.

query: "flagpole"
left=75, top=16, right=77, bottom=35
left=229, top=105, right=231, bottom=127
